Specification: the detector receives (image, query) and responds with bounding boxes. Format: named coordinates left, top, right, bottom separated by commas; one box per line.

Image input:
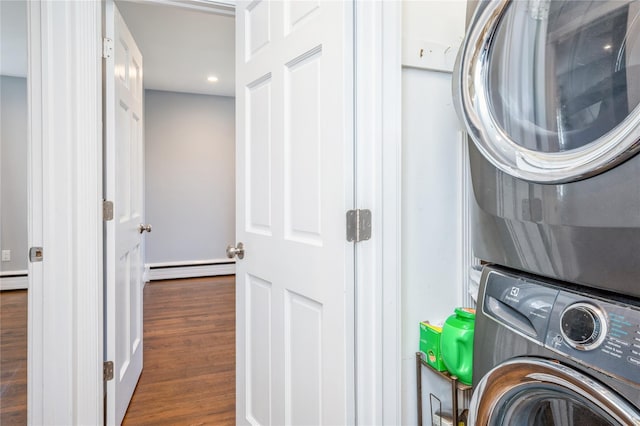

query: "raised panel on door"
left=246, top=274, right=273, bottom=425
left=245, top=0, right=270, bottom=61
left=284, top=291, right=322, bottom=425
left=130, top=111, right=142, bottom=220
left=117, top=101, right=132, bottom=221
left=284, top=47, right=323, bottom=246
left=284, top=1, right=320, bottom=35
left=246, top=74, right=273, bottom=236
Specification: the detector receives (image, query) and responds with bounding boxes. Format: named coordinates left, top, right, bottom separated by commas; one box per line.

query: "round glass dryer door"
left=469, top=359, right=640, bottom=425
left=456, top=0, right=640, bottom=183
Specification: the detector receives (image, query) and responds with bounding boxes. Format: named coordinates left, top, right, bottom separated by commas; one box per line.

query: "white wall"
left=1, top=75, right=28, bottom=274
left=402, top=0, right=466, bottom=47
left=401, top=1, right=467, bottom=424
left=144, top=89, right=235, bottom=265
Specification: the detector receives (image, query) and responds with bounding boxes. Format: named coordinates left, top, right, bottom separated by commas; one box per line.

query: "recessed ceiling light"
left=207, top=75, right=219, bottom=83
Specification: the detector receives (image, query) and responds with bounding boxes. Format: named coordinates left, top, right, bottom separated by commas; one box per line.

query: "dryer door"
left=469, top=358, right=640, bottom=425
left=456, top=0, right=640, bottom=183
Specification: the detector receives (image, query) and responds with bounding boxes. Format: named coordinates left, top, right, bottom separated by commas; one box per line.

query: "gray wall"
left=1, top=75, right=28, bottom=273
left=144, top=89, right=235, bottom=264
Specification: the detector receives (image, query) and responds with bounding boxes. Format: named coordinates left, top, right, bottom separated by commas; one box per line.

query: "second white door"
left=104, top=3, right=145, bottom=425
left=235, top=1, right=355, bottom=424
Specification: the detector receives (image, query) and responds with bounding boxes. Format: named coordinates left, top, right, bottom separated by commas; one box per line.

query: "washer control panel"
left=484, top=269, right=640, bottom=385
left=546, top=290, right=640, bottom=385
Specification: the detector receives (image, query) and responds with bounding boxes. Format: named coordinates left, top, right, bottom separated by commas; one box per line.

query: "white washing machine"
left=454, top=0, right=640, bottom=298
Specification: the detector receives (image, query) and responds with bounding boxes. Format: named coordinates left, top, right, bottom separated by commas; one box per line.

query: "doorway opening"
left=0, top=0, right=29, bottom=423
left=113, top=1, right=236, bottom=422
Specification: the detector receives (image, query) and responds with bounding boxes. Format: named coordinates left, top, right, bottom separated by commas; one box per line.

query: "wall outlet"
left=1, top=250, right=10, bottom=262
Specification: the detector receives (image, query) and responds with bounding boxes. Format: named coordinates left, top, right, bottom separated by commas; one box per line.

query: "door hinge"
left=103, top=37, right=113, bottom=59
left=104, top=361, right=114, bottom=381
left=103, top=200, right=114, bottom=221
left=346, top=209, right=371, bottom=242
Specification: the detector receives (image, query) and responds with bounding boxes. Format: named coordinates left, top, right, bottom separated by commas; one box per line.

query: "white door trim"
left=26, top=2, right=44, bottom=421
left=354, top=2, right=402, bottom=425
left=379, top=4, right=403, bottom=423
left=129, top=0, right=235, bottom=16
left=27, top=1, right=104, bottom=424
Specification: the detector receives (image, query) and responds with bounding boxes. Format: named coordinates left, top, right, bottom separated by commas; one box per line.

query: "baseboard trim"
left=146, top=259, right=235, bottom=281
left=0, top=271, right=29, bottom=290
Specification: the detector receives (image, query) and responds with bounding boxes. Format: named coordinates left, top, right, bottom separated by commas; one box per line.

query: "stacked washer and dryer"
left=454, top=0, right=640, bottom=424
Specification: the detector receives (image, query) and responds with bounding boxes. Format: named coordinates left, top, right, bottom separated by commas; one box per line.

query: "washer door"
left=456, top=0, right=640, bottom=183
left=469, top=358, right=640, bottom=425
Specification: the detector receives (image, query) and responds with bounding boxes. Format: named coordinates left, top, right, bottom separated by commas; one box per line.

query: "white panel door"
left=104, top=2, right=145, bottom=425
left=235, top=1, right=354, bottom=425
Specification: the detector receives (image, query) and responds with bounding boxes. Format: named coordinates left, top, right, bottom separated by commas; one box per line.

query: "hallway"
left=122, top=275, right=235, bottom=425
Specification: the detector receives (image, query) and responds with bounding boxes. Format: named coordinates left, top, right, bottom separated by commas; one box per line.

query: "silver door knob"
left=226, top=242, right=244, bottom=259
left=138, top=223, right=152, bottom=234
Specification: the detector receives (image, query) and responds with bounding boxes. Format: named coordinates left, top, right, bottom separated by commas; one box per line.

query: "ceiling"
left=0, top=1, right=236, bottom=97
left=117, top=1, right=236, bottom=97
left=0, top=0, right=27, bottom=78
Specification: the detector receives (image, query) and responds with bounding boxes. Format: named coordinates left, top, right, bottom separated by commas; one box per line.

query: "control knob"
left=560, top=302, right=607, bottom=351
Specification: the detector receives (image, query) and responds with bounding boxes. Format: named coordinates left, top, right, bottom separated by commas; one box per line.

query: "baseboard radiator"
left=0, top=270, right=29, bottom=290
left=145, top=259, right=235, bottom=281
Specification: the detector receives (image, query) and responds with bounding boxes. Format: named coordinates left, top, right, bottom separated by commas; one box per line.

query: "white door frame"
left=27, top=1, right=402, bottom=424
left=26, top=1, right=104, bottom=424
left=354, top=2, right=403, bottom=425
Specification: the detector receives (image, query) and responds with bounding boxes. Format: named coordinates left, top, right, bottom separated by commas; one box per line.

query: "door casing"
left=26, top=1, right=104, bottom=424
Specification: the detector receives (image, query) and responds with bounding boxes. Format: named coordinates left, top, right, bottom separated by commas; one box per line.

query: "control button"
left=560, top=303, right=608, bottom=351
left=609, top=337, right=629, bottom=347
left=628, top=356, right=640, bottom=367
left=610, top=329, right=629, bottom=336
left=607, top=340, right=621, bottom=349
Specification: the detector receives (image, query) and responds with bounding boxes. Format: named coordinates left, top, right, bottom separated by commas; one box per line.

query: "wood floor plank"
left=0, top=289, right=28, bottom=426
left=122, top=276, right=236, bottom=425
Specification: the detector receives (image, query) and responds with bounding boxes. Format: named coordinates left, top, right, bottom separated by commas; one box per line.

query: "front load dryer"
left=470, top=265, right=640, bottom=425
left=454, top=0, right=640, bottom=298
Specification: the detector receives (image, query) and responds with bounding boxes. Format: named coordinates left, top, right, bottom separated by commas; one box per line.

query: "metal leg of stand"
left=451, top=376, right=458, bottom=426
left=416, top=352, right=423, bottom=426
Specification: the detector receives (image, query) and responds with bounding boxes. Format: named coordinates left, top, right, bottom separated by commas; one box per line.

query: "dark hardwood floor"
left=0, top=276, right=235, bottom=426
left=122, top=275, right=236, bottom=425
left=0, top=289, right=28, bottom=426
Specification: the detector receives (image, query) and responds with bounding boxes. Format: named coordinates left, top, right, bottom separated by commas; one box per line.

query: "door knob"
left=138, top=223, right=152, bottom=234
left=226, top=242, right=244, bottom=259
